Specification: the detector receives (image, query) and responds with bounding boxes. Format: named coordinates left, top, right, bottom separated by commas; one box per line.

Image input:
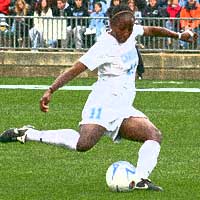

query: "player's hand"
left=40, top=89, right=52, bottom=112
left=180, top=29, right=198, bottom=43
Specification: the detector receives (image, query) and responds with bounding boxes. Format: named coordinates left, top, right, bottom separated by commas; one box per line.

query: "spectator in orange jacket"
left=180, top=0, right=200, bottom=48
left=180, top=0, right=200, bottom=29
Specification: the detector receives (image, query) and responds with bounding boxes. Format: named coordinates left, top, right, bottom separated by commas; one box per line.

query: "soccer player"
left=0, top=5, right=197, bottom=191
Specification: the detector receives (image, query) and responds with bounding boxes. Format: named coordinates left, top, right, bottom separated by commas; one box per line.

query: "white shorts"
left=79, top=86, right=147, bottom=141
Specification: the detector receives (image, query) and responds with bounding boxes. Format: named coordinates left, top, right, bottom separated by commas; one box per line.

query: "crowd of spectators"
left=139, top=0, right=200, bottom=48
left=0, top=0, right=200, bottom=49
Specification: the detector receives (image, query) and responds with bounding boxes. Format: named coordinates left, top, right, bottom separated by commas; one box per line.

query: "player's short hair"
left=106, top=4, right=134, bottom=20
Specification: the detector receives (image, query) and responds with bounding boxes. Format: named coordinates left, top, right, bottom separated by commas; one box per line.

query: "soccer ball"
left=106, top=161, right=136, bottom=192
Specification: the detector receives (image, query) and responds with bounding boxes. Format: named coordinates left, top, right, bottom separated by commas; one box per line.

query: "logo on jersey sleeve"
left=121, top=49, right=137, bottom=75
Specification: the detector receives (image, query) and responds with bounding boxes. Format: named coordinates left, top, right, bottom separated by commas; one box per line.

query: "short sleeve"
left=79, top=42, right=106, bottom=71
left=133, top=25, right=144, bottom=37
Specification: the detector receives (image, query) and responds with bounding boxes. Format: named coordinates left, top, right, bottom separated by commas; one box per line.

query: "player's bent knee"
left=77, top=124, right=105, bottom=152
left=76, top=136, right=96, bottom=152
left=76, top=141, right=93, bottom=152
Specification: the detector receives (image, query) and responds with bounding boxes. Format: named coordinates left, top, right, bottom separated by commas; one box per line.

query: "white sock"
left=26, top=128, right=80, bottom=150
left=135, top=140, right=160, bottom=179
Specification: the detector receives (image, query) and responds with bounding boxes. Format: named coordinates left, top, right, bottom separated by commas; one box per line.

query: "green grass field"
left=0, top=78, right=200, bottom=200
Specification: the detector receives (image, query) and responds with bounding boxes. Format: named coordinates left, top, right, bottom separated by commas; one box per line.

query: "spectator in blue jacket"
left=179, top=0, right=200, bottom=7
left=85, top=2, right=106, bottom=41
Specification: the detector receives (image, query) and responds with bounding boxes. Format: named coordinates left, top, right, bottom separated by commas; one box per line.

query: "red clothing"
left=0, top=0, right=11, bottom=15
left=180, top=3, right=200, bottom=29
left=167, top=4, right=181, bottom=18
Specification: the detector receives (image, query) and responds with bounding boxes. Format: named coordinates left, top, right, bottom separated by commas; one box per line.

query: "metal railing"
left=0, top=16, right=199, bottom=52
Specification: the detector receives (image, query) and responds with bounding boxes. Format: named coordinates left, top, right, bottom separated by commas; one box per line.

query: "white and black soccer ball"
left=106, top=161, right=136, bottom=192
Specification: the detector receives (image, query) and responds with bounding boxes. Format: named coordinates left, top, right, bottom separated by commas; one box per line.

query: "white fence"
left=0, top=16, right=199, bottom=51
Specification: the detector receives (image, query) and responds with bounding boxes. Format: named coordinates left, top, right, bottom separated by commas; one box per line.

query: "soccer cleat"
left=0, top=125, right=34, bottom=143
left=134, top=178, right=163, bottom=191
left=16, top=134, right=27, bottom=144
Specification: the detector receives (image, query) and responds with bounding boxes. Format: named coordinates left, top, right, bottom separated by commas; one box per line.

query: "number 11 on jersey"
left=89, top=107, right=102, bottom=119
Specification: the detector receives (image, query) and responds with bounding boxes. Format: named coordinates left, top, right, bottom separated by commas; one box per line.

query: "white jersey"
left=80, top=24, right=144, bottom=74
left=80, top=24, right=144, bottom=103
left=79, top=25, right=146, bottom=140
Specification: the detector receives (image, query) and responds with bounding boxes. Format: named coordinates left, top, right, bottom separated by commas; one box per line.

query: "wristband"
left=178, top=32, right=182, bottom=40
left=49, top=87, right=54, bottom=93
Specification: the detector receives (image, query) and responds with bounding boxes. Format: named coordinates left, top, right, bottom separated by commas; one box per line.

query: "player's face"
left=110, top=14, right=134, bottom=43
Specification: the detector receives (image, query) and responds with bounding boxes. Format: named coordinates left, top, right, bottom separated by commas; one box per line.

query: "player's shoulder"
left=82, top=32, right=112, bottom=58
left=92, top=31, right=117, bottom=50
left=98, top=31, right=114, bottom=42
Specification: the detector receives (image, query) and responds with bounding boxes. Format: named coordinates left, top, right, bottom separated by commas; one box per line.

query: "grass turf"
left=0, top=78, right=200, bottom=200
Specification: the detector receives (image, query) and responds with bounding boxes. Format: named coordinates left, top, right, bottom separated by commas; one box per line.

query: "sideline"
left=152, top=81, right=184, bottom=84
left=0, top=85, right=200, bottom=92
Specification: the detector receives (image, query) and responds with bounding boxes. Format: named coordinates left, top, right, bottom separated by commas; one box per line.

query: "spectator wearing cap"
left=0, top=15, right=13, bottom=48
left=0, top=16, right=9, bottom=34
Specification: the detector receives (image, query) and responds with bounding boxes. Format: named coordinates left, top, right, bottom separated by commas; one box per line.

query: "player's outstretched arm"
left=143, top=26, right=198, bottom=43
left=40, top=62, right=87, bottom=112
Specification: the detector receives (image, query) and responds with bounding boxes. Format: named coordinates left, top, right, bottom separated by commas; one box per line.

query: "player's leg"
left=119, top=117, right=162, bottom=143
left=25, top=123, right=105, bottom=151
left=76, top=124, right=106, bottom=152
left=0, top=125, right=80, bottom=150
left=25, top=127, right=80, bottom=150
left=0, top=124, right=106, bottom=152
left=119, top=117, right=163, bottom=191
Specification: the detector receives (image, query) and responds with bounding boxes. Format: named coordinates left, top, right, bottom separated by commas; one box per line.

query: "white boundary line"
left=153, top=81, right=184, bottom=84
left=0, top=85, right=200, bottom=92
left=0, top=85, right=91, bottom=91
